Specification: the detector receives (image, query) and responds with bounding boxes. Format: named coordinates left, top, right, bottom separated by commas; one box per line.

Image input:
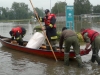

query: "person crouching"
left=9, top=26, right=26, bottom=45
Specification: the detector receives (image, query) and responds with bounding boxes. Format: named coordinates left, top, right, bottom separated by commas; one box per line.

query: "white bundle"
left=26, top=32, right=45, bottom=49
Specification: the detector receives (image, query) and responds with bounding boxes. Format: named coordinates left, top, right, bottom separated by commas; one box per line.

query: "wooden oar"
left=29, top=0, right=58, bottom=62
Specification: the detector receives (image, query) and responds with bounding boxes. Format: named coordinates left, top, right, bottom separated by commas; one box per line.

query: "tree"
left=93, top=5, right=100, bottom=13
left=11, top=2, right=29, bottom=19
left=74, top=0, right=92, bottom=15
left=7, top=9, right=15, bottom=20
left=28, top=9, right=33, bottom=18
left=0, top=2, right=33, bottom=20
left=35, top=7, right=44, bottom=17
left=1, top=7, right=8, bottom=20
left=51, top=1, right=67, bottom=15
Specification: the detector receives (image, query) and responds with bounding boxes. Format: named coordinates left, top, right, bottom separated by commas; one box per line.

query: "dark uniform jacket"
left=41, top=14, right=57, bottom=40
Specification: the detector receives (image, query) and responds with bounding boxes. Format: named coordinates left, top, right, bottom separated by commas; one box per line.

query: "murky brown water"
left=0, top=22, right=100, bottom=75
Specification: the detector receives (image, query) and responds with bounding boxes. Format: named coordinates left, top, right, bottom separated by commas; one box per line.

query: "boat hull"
left=0, top=35, right=91, bottom=60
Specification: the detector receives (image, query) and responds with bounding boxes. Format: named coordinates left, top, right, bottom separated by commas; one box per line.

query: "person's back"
left=61, top=29, right=76, bottom=39
left=81, top=28, right=99, bottom=42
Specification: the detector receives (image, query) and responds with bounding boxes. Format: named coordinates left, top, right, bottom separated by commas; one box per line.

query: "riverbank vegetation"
left=34, top=25, right=84, bottom=44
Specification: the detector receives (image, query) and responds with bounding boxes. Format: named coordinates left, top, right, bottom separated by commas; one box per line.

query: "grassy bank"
left=0, top=19, right=30, bottom=22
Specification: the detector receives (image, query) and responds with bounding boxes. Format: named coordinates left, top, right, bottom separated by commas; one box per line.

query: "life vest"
left=44, top=14, right=56, bottom=28
left=82, top=29, right=99, bottom=42
left=12, top=27, right=22, bottom=36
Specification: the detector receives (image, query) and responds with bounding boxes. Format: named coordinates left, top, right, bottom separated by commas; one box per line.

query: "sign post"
left=66, top=5, right=74, bottom=30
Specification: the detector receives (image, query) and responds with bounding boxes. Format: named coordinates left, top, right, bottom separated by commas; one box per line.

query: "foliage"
left=1, top=1, right=100, bottom=21
left=0, top=7, right=8, bottom=20
left=56, top=31, right=61, bottom=41
left=77, top=33, right=84, bottom=42
left=34, top=25, right=42, bottom=32
left=0, top=2, right=44, bottom=20
left=93, top=5, right=100, bottom=13
left=34, top=25, right=84, bottom=42
left=11, top=2, right=29, bottom=19
left=51, top=1, right=67, bottom=15
left=34, top=7, right=45, bottom=17
left=74, top=0, right=92, bottom=15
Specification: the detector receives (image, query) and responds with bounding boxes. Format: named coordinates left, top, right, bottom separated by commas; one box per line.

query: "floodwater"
left=0, top=22, right=100, bottom=75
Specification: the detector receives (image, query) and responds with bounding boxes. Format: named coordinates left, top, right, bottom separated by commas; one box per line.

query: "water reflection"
left=0, top=46, right=100, bottom=75
left=0, top=46, right=47, bottom=75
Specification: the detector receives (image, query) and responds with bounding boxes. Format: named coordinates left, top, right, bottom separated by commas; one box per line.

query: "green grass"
left=0, top=19, right=30, bottom=22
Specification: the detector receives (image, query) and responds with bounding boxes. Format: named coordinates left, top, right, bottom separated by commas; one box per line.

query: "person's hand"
left=59, top=49, right=63, bottom=52
left=85, top=43, right=90, bottom=50
left=34, top=11, right=39, bottom=19
left=88, top=47, right=92, bottom=50
left=41, top=26, right=45, bottom=30
left=34, top=11, right=38, bottom=16
left=11, top=36, right=14, bottom=40
left=85, top=48, right=87, bottom=50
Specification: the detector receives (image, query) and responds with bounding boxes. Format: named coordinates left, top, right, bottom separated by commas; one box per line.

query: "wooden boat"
left=0, top=35, right=91, bottom=60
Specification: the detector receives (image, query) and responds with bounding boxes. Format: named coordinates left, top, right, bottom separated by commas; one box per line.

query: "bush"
left=34, top=26, right=84, bottom=43
left=77, top=33, right=84, bottom=42
left=57, top=31, right=61, bottom=41
left=34, top=25, right=42, bottom=32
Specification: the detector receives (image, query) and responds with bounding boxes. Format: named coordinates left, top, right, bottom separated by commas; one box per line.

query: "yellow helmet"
left=77, top=33, right=84, bottom=42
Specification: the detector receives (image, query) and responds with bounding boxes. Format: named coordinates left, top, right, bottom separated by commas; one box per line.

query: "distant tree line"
left=0, top=2, right=44, bottom=20
left=0, top=0, right=100, bottom=20
left=74, top=0, right=100, bottom=15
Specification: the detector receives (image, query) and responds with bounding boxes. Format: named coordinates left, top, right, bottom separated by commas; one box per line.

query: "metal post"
left=81, top=15, right=82, bottom=28
left=50, top=0, right=51, bottom=12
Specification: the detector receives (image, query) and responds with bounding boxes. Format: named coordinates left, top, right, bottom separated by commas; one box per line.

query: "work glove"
left=41, top=26, right=45, bottom=30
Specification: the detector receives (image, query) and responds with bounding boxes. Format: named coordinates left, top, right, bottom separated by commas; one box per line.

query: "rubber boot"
left=91, top=55, right=96, bottom=63
left=64, top=54, right=69, bottom=66
left=95, top=56, right=100, bottom=65
left=52, top=47, right=57, bottom=51
left=17, top=39, right=23, bottom=45
left=98, top=62, right=100, bottom=65
left=76, top=55, right=83, bottom=68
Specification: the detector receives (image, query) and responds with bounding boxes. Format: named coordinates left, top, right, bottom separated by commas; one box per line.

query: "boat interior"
left=0, top=37, right=63, bottom=51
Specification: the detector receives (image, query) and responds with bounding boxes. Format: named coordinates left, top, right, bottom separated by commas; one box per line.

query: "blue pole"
left=66, top=5, right=74, bottom=30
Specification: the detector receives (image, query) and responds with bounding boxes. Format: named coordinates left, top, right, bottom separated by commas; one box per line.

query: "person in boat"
left=35, top=9, right=57, bottom=51
left=59, top=27, right=83, bottom=68
left=81, top=28, right=100, bottom=65
left=9, top=26, right=26, bottom=45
